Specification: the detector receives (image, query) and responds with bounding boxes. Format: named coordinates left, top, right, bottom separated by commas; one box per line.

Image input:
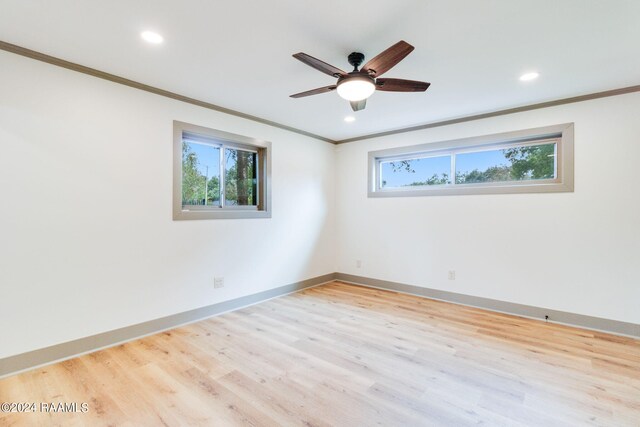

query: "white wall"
left=0, top=51, right=336, bottom=359
left=2, top=49, right=638, bottom=361
left=336, top=92, right=640, bottom=325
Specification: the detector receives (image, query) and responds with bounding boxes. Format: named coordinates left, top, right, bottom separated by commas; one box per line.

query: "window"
left=368, top=123, right=574, bottom=197
left=173, top=121, right=271, bottom=219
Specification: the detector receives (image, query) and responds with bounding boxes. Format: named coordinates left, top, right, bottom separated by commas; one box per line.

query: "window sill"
left=173, top=209, right=271, bottom=220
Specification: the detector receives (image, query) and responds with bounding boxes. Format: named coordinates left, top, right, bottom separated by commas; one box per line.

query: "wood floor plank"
left=1, top=281, right=638, bottom=426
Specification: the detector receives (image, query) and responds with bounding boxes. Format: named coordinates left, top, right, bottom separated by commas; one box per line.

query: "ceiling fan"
left=290, top=40, right=430, bottom=112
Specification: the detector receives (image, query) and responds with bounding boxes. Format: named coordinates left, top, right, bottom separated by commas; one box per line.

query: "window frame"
left=173, top=121, right=271, bottom=220
left=368, top=123, right=574, bottom=197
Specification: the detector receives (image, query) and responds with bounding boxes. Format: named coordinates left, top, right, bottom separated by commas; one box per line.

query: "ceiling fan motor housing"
left=347, top=52, right=365, bottom=70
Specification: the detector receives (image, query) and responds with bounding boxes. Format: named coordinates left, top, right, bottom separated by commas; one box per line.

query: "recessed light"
left=519, top=72, right=539, bottom=82
left=344, top=116, right=356, bottom=123
left=141, top=31, right=164, bottom=44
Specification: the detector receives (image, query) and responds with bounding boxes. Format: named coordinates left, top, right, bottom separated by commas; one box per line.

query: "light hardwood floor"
left=1, top=281, right=639, bottom=426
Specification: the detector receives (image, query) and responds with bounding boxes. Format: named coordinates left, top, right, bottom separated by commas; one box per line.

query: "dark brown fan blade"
left=362, top=41, right=414, bottom=77
left=350, top=99, right=367, bottom=111
left=376, top=78, right=430, bottom=92
left=293, top=53, right=347, bottom=77
left=290, top=85, right=337, bottom=98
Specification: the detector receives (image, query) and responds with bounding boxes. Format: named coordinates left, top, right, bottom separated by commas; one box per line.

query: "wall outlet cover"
left=214, top=277, right=225, bottom=288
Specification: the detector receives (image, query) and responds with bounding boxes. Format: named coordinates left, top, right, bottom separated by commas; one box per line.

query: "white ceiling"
left=1, top=0, right=639, bottom=141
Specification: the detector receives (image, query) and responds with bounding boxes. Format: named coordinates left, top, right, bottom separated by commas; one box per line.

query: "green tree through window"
left=225, top=149, right=257, bottom=206
left=181, top=141, right=256, bottom=207
left=181, top=142, right=220, bottom=206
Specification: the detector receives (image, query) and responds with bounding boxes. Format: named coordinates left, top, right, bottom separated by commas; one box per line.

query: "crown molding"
left=334, top=84, right=640, bottom=144
left=0, top=40, right=335, bottom=144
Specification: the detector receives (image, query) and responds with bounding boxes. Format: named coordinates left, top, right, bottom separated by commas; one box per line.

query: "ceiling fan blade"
left=350, top=99, right=367, bottom=111
left=362, top=41, right=414, bottom=77
left=290, top=85, right=337, bottom=98
left=293, top=53, right=347, bottom=77
left=376, top=78, right=430, bottom=92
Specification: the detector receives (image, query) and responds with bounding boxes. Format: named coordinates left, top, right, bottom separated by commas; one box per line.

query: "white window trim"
left=368, top=123, right=574, bottom=197
left=173, top=121, right=272, bottom=220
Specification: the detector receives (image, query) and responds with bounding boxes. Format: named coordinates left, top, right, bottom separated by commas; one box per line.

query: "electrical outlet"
left=448, top=270, right=456, bottom=280
left=356, top=260, right=362, bottom=268
left=214, top=277, right=224, bottom=288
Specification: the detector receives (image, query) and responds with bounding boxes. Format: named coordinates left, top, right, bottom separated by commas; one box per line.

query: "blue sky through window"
left=381, top=155, right=450, bottom=187
left=381, top=149, right=517, bottom=187
left=456, top=149, right=509, bottom=175
left=185, top=141, right=220, bottom=178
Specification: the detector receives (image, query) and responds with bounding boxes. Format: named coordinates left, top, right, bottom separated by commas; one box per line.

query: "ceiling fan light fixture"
left=336, top=76, right=376, bottom=101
